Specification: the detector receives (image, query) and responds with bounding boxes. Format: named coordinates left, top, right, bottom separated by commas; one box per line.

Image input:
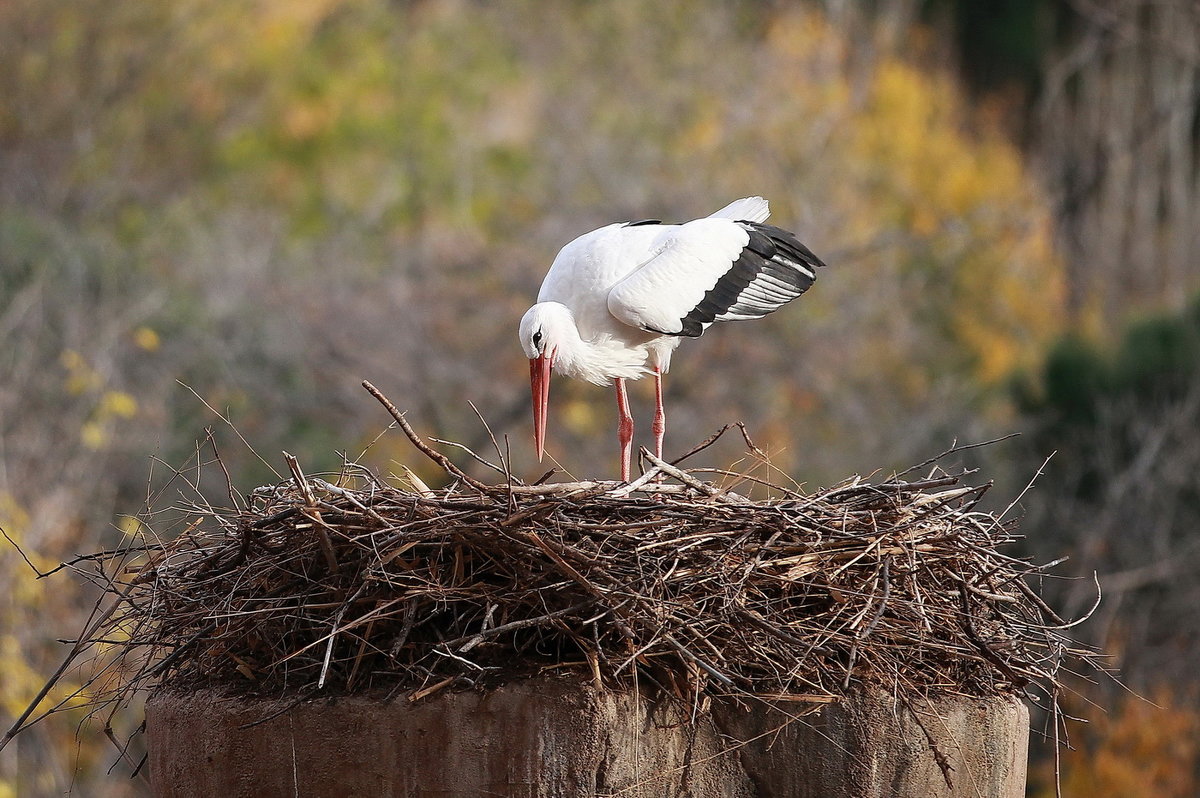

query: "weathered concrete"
left=146, top=679, right=1028, bottom=797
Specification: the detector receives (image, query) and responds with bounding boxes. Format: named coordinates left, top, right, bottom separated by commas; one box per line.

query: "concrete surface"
left=146, top=679, right=1028, bottom=797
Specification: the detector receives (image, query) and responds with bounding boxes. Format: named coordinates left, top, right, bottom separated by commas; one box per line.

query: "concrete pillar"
left=146, top=679, right=1028, bottom=797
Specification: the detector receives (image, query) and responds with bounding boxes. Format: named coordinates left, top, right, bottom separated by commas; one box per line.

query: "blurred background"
left=2, top=0, right=1199, bottom=794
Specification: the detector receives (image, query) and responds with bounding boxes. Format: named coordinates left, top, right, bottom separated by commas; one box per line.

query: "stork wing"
left=607, top=218, right=825, bottom=338
left=707, top=196, right=770, bottom=223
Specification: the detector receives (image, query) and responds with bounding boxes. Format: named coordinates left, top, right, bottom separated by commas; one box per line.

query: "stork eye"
left=532, top=330, right=543, bottom=349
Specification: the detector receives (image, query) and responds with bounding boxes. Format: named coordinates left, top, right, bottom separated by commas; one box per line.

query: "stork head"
left=518, top=303, right=571, bottom=462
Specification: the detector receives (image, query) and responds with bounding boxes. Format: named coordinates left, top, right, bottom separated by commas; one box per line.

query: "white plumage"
left=518, top=197, right=826, bottom=481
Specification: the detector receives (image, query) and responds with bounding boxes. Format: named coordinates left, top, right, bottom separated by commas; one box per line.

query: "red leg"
left=614, top=378, right=634, bottom=482
left=652, top=368, right=666, bottom=463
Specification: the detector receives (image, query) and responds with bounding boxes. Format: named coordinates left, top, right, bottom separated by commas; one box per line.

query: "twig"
left=284, top=451, right=337, bottom=572
left=894, top=433, right=1020, bottom=479
left=177, top=380, right=282, bottom=479
left=205, top=427, right=242, bottom=511
left=361, top=381, right=492, bottom=493
left=641, top=450, right=723, bottom=498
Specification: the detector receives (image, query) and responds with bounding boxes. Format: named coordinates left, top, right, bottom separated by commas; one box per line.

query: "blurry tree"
left=3, top=0, right=1066, bottom=481
left=1015, top=297, right=1200, bottom=691
left=0, top=211, right=150, bottom=794
left=1035, top=0, right=1199, bottom=329
left=912, top=0, right=1200, bottom=783
left=926, top=0, right=1200, bottom=330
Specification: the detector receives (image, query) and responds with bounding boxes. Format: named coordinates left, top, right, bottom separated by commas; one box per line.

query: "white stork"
left=518, top=197, right=826, bottom=482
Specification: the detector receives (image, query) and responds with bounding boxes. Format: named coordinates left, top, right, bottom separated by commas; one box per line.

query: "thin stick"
left=205, top=427, right=242, bottom=511
left=894, top=433, right=1021, bottom=479
left=177, top=380, right=282, bottom=479
left=1, top=592, right=127, bottom=750
left=361, top=381, right=492, bottom=493
left=284, top=451, right=337, bottom=571
left=641, top=450, right=722, bottom=498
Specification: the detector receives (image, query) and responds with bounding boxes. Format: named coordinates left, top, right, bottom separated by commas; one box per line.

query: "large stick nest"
left=57, top=384, right=1094, bottom=712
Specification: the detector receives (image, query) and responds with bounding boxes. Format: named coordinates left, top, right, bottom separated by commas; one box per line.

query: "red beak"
left=530, top=351, right=553, bottom=461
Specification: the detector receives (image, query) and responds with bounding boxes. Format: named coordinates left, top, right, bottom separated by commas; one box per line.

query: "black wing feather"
left=675, top=222, right=826, bottom=337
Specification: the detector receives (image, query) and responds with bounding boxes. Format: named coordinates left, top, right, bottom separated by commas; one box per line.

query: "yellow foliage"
left=1036, top=688, right=1200, bottom=798
left=59, top=348, right=101, bottom=395
left=57, top=348, right=140, bottom=449
left=0, top=492, right=30, bottom=537
left=133, top=325, right=160, bottom=351
left=700, top=7, right=1067, bottom=388
left=0, top=494, right=54, bottom=587
left=0, top=498, right=88, bottom=749
left=842, top=56, right=1064, bottom=381
left=98, top=390, right=138, bottom=420
left=80, top=421, right=107, bottom=450
left=0, top=634, right=51, bottom=718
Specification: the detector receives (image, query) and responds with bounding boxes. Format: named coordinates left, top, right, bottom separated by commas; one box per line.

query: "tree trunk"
left=146, top=678, right=1028, bottom=797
